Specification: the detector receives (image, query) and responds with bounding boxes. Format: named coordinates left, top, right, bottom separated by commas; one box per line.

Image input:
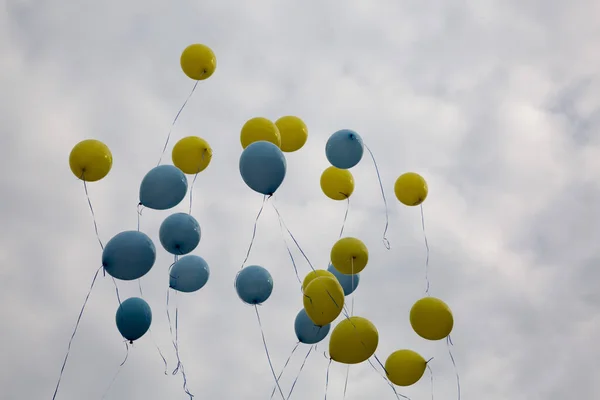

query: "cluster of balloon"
left=377, top=172, right=456, bottom=388
left=55, top=43, right=217, bottom=400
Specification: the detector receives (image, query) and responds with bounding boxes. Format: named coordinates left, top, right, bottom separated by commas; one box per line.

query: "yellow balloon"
left=302, top=269, right=335, bottom=292
left=240, top=117, right=281, bottom=149
left=275, top=116, right=308, bottom=152
left=330, top=237, right=368, bottom=275
left=320, top=167, right=354, bottom=200
left=69, top=139, right=113, bottom=182
left=303, top=276, right=344, bottom=326
left=394, top=172, right=428, bottom=206
left=385, top=350, right=426, bottom=386
left=172, top=136, right=212, bottom=174
left=410, top=297, right=454, bottom=340
left=180, top=44, right=217, bottom=81
left=329, top=316, right=379, bottom=364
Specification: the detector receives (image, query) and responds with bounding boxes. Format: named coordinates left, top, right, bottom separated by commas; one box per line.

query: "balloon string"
left=51, top=265, right=102, bottom=400
left=271, top=198, right=316, bottom=272
left=240, top=195, right=269, bottom=271
left=339, top=197, right=350, bottom=239
left=167, top=287, right=194, bottom=399
left=274, top=204, right=303, bottom=286
left=138, top=279, right=169, bottom=374
left=350, top=257, right=355, bottom=316
left=286, top=344, right=313, bottom=399
left=343, top=364, right=350, bottom=399
left=447, top=335, right=461, bottom=400
left=323, top=358, right=333, bottom=400
left=188, top=173, right=199, bottom=215
left=137, top=203, right=145, bottom=232
left=270, top=342, right=301, bottom=399
left=157, top=81, right=199, bottom=166
left=427, top=364, right=434, bottom=400
left=100, top=341, right=130, bottom=399
left=421, top=204, right=431, bottom=296
left=364, top=144, right=390, bottom=250
left=111, top=277, right=123, bottom=306
left=82, top=177, right=104, bottom=251
left=367, top=358, right=409, bottom=400
left=254, top=305, right=286, bottom=400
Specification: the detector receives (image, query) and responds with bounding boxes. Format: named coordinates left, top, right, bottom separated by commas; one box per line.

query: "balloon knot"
left=129, top=340, right=133, bottom=345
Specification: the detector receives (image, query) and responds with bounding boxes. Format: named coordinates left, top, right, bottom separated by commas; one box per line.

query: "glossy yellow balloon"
left=172, top=136, right=212, bottom=174
left=275, top=116, right=308, bottom=152
left=330, top=237, right=368, bottom=275
left=394, top=172, right=428, bottom=206
left=302, top=269, right=335, bottom=292
left=329, top=316, right=379, bottom=364
left=385, top=350, right=427, bottom=386
left=303, top=276, right=344, bottom=326
left=410, top=297, right=454, bottom=340
left=69, top=139, right=113, bottom=182
left=240, top=117, right=281, bottom=149
left=180, top=44, right=216, bottom=81
left=320, top=167, right=354, bottom=200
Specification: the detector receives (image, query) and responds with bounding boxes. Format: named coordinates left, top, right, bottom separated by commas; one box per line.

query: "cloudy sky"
left=2, top=0, right=600, bottom=399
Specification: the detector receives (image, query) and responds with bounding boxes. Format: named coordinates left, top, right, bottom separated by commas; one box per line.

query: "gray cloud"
left=1, top=0, right=599, bottom=399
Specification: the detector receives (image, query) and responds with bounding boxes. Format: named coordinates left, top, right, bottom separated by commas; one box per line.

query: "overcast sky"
left=2, top=0, right=600, bottom=399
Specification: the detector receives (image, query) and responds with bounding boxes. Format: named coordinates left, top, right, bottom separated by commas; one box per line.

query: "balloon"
left=275, top=116, right=308, bottom=152
left=169, top=255, right=210, bottom=293
left=180, top=44, right=216, bottom=80
left=329, top=316, right=378, bottom=364
left=394, top=172, right=428, bottom=206
left=302, top=269, right=335, bottom=292
left=239, top=141, right=287, bottom=195
left=302, top=276, right=344, bottom=326
left=385, top=350, right=427, bottom=386
left=115, top=297, right=152, bottom=342
left=172, top=136, right=212, bottom=174
left=320, top=166, right=354, bottom=200
left=159, top=213, right=201, bottom=255
left=325, top=129, right=364, bottom=169
left=69, top=139, right=113, bottom=182
left=139, top=165, right=188, bottom=210
left=294, top=308, right=330, bottom=344
left=102, top=231, right=156, bottom=281
left=330, top=237, right=369, bottom=275
left=235, top=265, right=273, bottom=305
left=327, top=264, right=360, bottom=296
left=240, top=117, right=281, bottom=149
left=410, top=297, right=454, bottom=340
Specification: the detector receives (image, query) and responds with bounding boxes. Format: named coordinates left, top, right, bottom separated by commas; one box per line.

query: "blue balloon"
left=140, top=165, right=188, bottom=210
left=170, top=255, right=210, bottom=293
left=116, top=297, right=152, bottom=342
left=239, top=141, right=287, bottom=195
left=325, top=129, right=364, bottom=169
left=294, top=308, right=331, bottom=344
left=235, top=265, right=273, bottom=305
left=159, top=213, right=201, bottom=255
left=327, top=263, right=360, bottom=296
left=102, top=231, right=156, bottom=281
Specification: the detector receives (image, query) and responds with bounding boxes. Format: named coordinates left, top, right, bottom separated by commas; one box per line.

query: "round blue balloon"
left=115, top=297, right=152, bottom=342
left=169, top=255, right=210, bottom=293
left=159, top=213, right=201, bottom=255
left=325, top=129, right=364, bottom=169
left=239, top=141, right=287, bottom=195
left=294, top=308, right=331, bottom=344
left=139, top=165, right=188, bottom=210
left=102, top=231, right=156, bottom=281
left=327, top=263, right=360, bottom=296
left=235, top=265, right=273, bottom=305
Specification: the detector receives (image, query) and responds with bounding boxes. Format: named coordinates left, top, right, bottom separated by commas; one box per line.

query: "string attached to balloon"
left=364, top=144, right=391, bottom=250
left=100, top=341, right=130, bottom=399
